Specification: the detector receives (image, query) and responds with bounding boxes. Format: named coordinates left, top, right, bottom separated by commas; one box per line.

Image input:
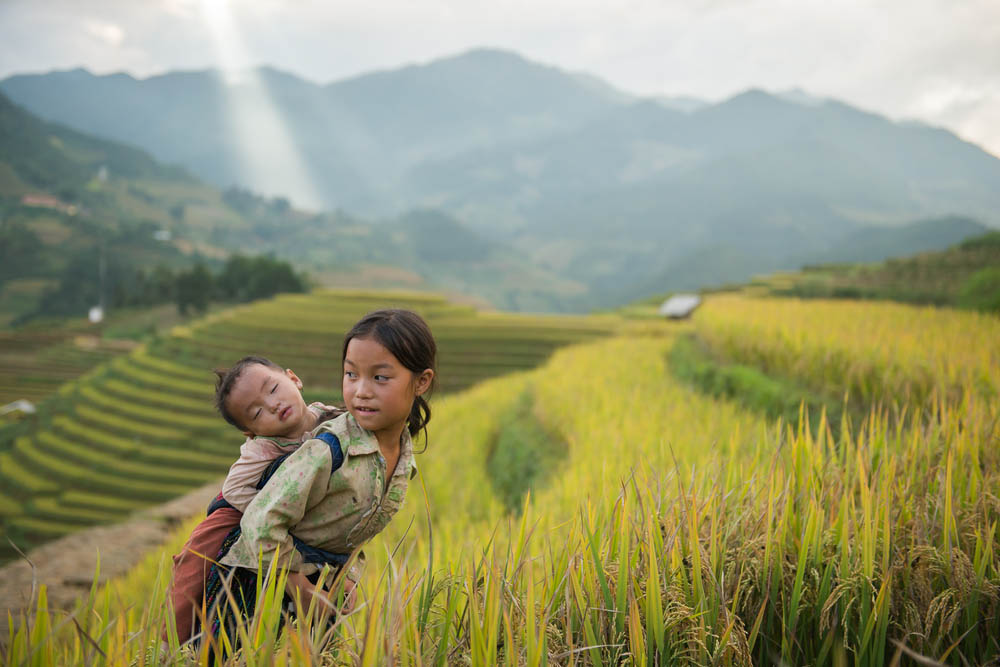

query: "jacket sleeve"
left=235, top=438, right=333, bottom=572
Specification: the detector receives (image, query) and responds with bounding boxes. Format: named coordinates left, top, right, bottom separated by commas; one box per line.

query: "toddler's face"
left=226, top=364, right=311, bottom=438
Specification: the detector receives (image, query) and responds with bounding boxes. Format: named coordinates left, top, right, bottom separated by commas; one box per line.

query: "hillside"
left=4, top=50, right=1000, bottom=309
left=0, top=91, right=582, bottom=323
left=0, top=90, right=256, bottom=325
left=0, top=289, right=620, bottom=562
left=747, top=227, right=1000, bottom=310
left=5, top=294, right=998, bottom=664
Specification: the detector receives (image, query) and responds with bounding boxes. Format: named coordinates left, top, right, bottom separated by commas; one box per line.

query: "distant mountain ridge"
left=4, top=48, right=1000, bottom=309
left=0, top=91, right=191, bottom=193
left=0, top=90, right=580, bottom=318
left=1, top=50, right=626, bottom=212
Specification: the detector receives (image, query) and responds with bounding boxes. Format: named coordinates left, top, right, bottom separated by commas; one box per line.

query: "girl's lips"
left=280, top=406, right=292, bottom=420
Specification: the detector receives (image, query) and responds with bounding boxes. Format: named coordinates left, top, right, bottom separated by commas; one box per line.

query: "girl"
left=204, top=309, right=436, bottom=640
left=168, top=356, right=343, bottom=644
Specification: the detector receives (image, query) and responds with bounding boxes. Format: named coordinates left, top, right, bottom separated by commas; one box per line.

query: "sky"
left=1, top=0, right=998, bottom=157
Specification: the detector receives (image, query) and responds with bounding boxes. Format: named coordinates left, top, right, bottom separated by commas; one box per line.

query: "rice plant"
left=4, top=297, right=998, bottom=665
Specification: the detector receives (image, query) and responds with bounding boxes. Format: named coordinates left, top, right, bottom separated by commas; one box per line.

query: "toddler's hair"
left=214, top=355, right=283, bottom=431
left=342, top=309, right=437, bottom=443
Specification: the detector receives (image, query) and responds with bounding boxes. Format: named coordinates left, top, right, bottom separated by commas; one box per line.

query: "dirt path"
left=0, top=480, right=221, bottom=641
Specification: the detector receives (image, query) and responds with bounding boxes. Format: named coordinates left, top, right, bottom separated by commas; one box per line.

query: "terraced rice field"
left=0, top=330, right=129, bottom=407
left=0, top=289, right=620, bottom=559
left=5, top=294, right=999, bottom=665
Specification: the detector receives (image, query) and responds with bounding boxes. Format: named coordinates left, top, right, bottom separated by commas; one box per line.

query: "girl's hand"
left=340, top=578, right=357, bottom=614
left=284, top=571, right=357, bottom=614
left=285, top=571, right=325, bottom=610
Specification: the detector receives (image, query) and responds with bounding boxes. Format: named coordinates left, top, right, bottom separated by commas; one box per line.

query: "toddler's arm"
left=222, top=438, right=284, bottom=512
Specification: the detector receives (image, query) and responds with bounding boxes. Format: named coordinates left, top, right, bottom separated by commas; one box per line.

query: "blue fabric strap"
left=314, top=432, right=344, bottom=472
left=206, top=496, right=236, bottom=516
left=291, top=536, right=351, bottom=566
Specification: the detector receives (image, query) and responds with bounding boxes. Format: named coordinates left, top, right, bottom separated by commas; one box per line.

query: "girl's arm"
left=236, top=439, right=333, bottom=572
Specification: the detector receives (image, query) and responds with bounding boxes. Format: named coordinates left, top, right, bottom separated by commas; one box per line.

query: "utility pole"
left=89, top=239, right=107, bottom=327
left=99, top=239, right=106, bottom=314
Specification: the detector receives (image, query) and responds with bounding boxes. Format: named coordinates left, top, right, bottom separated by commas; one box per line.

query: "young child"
left=172, top=309, right=437, bottom=644
left=168, top=355, right=343, bottom=644
left=216, top=308, right=435, bottom=623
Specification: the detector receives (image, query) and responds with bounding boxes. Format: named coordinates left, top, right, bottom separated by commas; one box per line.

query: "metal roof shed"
left=658, top=293, right=701, bottom=319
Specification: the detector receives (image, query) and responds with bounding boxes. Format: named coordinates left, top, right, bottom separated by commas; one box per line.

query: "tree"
left=175, top=263, right=213, bottom=315
left=958, top=267, right=1000, bottom=313
left=0, top=222, right=45, bottom=285
left=217, top=254, right=305, bottom=303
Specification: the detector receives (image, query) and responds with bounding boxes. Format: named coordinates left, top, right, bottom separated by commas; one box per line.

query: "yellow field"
left=694, top=294, right=1000, bottom=408
left=5, top=294, right=998, bottom=665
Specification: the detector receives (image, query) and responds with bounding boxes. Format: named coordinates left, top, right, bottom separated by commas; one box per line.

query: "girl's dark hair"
left=342, top=309, right=437, bottom=444
left=214, top=355, right=282, bottom=431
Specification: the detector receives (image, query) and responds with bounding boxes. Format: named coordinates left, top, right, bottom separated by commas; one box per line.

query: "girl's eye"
left=270, top=384, right=277, bottom=393
left=345, top=371, right=356, bottom=379
left=375, top=375, right=389, bottom=381
left=253, top=408, right=261, bottom=420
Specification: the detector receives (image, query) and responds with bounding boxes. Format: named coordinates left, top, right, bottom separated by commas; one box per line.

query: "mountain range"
left=3, top=48, right=999, bottom=309
left=0, top=88, right=579, bottom=321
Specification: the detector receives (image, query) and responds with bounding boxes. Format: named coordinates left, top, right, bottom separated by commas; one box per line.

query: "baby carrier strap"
left=205, top=493, right=234, bottom=516
left=207, top=432, right=345, bottom=516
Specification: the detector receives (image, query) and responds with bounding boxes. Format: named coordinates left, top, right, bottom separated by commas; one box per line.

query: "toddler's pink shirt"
left=221, top=402, right=342, bottom=511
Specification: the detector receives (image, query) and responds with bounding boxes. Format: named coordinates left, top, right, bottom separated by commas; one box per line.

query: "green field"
left=0, top=289, right=620, bottom=559
left=746, top=230, right=1000, bottom=311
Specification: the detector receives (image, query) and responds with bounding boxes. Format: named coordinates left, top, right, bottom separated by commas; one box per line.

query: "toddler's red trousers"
left=166, top=504, right=242, bottom=644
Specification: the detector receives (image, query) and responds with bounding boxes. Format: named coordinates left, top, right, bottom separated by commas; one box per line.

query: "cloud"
left=912, top=86, right=1000, bottom=157
left=161, top=0, right=198, bottom=19
left=1, top=0, right=998, bottom=155
left=84, top=19, right=125, bottom=47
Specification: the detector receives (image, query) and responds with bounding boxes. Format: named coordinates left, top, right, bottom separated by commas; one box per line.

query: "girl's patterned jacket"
left=220, top=411, right=417, bottom=581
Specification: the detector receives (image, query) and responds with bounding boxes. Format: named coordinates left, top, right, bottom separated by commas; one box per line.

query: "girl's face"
left=343, top=336, right=433, bottom=441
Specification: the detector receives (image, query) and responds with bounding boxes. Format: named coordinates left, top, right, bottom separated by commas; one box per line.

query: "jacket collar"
left=342, top=413, right=420, bottom=478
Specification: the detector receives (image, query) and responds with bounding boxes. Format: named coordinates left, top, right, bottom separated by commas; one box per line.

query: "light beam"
left=199, top=0, right=325, bottom=210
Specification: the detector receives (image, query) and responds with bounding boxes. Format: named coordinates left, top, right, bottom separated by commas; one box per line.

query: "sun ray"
left=199, top=0, right=325, bottom=210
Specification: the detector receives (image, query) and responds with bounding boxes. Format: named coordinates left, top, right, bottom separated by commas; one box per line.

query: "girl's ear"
left=285, top=368, right=303, bottom=390
left=414, top=369, right=434, bottom=396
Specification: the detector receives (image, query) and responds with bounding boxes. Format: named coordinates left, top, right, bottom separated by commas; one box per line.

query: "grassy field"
left=4, top=294, right=999, bottom=665
left=0, top=289, right=620, bottom=560
left=747, top=231, right=1000, bottom=311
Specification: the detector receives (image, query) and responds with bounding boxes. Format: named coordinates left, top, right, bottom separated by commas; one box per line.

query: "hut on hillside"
left=658, top=293, right=701, bottom=319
